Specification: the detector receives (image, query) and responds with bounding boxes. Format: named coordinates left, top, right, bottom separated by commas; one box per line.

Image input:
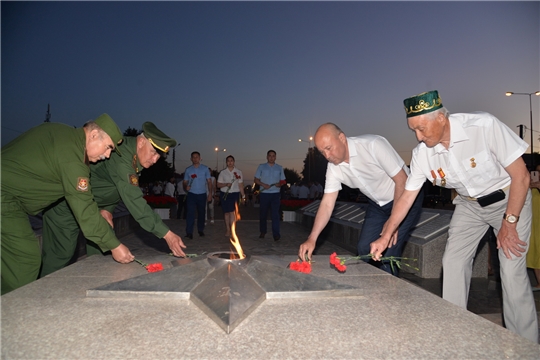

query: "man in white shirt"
left=298, top=123, right=423, bottom=275
left=164, top=178, right=175, bottom=197
left=371, top=90, right=537, bottom=342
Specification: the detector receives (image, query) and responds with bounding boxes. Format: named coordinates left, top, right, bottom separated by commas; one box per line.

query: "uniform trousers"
left=357, top=189, right=424, bottom=275
left=186, top=192, right=206, bottom=235
left=259, top=192, right=281, bottom=236
left=1, top=194, right=42, bottom=294
left=443, top=189, right=537, bottom=342
left=39, top=200, right=82, bottom=278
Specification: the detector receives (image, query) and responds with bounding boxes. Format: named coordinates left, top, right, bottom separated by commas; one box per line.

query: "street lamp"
left=298, top=136, right=314, bottom=181
left=505, top=91, right=540, bottom=169
left=214, top=147, right=226, bottom=171
left=172, top=144, right=181, bottom=174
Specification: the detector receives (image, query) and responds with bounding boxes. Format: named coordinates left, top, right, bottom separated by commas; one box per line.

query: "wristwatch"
left=503, top=213, right=519, bottom=224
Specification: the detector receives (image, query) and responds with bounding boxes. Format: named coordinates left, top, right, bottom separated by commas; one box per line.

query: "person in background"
left=298, top=123, right=422, bottom=276
left=298, top=182, right=310, bottom=200
left=152, top=181, right=163, bottom=196
left=371, top=90, right=537, bottom=342
left=207, top=170, right=217, bottom=224
left=176, top=174, right=187, bottom=219
left=217, top=155, right=246, bottom=237
left=1, top=114, right=127, bottom=294
left=183, top=151, right=212, bottom=239
left=40, top=122, right=187, bottom=278
left=290, top=181, right=300, bottom=200
left=254, top=150, right=286, bottom=241
left=164, top=177, right=176, bottom=198
left=527, top=164, right=540, bottom=291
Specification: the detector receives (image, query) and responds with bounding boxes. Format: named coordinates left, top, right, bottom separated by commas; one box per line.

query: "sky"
left=2, top=1, right=539, bottom=182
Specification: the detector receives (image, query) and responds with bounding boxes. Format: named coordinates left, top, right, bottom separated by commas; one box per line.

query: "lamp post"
left=298, top=136, right=314, bottom=181
left=172, top=144, right=181, bottom=174
left=505, top=91, right=540, bottom=169
left=214, top=147, right=226, bottom=171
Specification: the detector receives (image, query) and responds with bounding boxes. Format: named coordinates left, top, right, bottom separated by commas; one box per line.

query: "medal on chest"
left=430, top=168, right=447, bottom=187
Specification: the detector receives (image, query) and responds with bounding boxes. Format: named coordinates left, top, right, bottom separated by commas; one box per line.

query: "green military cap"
left=94, top=113, right=123, bottom=155
left=142, top=122, right=177, bottom=155
left=403, top=90, right=443, bottom=118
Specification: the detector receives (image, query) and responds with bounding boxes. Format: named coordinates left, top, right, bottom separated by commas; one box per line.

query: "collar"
left=432, top=116, right=469, bottom=154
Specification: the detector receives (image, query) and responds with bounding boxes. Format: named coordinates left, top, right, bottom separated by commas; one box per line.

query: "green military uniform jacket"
left=1, top=123, right=119, bottom=250
left=90, top=136, right=170, bottom=238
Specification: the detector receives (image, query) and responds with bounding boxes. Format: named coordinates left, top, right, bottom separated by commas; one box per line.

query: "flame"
left=229, top=203, right=246, bottom=259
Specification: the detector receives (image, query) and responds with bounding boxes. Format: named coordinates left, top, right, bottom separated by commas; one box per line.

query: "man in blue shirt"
left=254, top=150, right=286, bottom=241
left=183, top=152, right=212, bottom=239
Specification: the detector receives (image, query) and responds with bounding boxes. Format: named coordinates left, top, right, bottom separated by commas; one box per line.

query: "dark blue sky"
left=2, top=1, right=539, bottom=181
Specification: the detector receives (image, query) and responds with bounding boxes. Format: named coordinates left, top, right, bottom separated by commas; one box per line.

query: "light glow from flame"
left=230, top=203, right=246, bottom=259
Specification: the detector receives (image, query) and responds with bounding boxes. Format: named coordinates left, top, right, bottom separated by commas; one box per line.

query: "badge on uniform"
left=129, top=174, right=139, bottom=186
left=77, top=177, right=89, bottom=192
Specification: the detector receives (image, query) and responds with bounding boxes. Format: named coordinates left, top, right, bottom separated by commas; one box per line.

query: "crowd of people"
left=1, top=90, right=538, bottom=343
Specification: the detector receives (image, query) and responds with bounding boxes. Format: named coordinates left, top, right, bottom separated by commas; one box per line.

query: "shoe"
left=210, top=219, right=214, bottom=224
left=198, top=231, right=205, bottom=237
left=273, top=235, right=281, bottom=242
left=185, top=234, right=193, bottom=239
left=259, top=233, right=266, bottom=239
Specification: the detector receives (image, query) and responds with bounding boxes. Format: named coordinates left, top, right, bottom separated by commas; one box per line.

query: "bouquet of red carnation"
left=134, top=259, right=164, bottom=273
left=223, top=172, right=242, bottom=200
left=288, top=260, right=312, bottom=274
left=188, top=173, right=197, bottom=187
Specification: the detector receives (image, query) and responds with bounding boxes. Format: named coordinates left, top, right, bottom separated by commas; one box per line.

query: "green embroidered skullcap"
left=403, top=90, right=443, bottom=118
left=142, top=122, right=177, bottom=155
left=94, top=113, right=123, bottom=155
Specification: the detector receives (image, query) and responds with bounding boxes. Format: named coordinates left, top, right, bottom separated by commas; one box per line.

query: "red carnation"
left=146, top=263, right=164, bottom=273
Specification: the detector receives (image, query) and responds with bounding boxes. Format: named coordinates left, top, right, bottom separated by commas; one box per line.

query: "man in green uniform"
left=39, top=122, right=187, bottom=277
left=1, top=114, right=132, bottom=295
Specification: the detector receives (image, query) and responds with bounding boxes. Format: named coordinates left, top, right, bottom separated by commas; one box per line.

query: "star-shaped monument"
left=87, top=253, right=362, bottom=333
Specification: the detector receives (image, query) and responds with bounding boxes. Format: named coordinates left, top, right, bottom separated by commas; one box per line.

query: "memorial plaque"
left=410, top=214, right=452, bottom=240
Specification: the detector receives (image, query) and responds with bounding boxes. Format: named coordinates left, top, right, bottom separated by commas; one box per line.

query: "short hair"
left=83, top=120, right=107, bottom=138
left=426, top=107, right=449, bottom=121
left=267, top=150, right=276, bottom=156
left=226, top=155, right=235, bottom=162
left=191, top=151, right=200, bottom=157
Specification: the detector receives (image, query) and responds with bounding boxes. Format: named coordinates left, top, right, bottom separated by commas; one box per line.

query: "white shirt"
left=218, top=167, right=244, bottom=193
left=164, top=182, right=175, bottom=197
left=324, top=135, right=407, bottom=206
left=176, top=181, right=186, bottom=196
left=405, top=112, right=528, bottom=198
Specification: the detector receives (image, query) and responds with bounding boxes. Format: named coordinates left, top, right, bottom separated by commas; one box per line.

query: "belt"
left=462, top=185, right=510, bottom=201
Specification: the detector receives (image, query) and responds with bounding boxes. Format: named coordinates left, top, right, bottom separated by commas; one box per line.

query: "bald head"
left=314, top=122, right=349, bottom=165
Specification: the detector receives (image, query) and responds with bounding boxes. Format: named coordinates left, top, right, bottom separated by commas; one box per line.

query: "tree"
left=283, top=168, right=301, bottom=185
left=301, top=147, right=328, bottom=185
left=124, top=126, right=142, bottom=137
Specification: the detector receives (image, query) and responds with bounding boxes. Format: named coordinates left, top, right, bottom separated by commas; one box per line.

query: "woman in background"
left=217, top=155, right=245, bottom=237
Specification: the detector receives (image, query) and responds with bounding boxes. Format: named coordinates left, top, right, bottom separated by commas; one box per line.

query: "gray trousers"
left=443, top=189, right=537, bottom=342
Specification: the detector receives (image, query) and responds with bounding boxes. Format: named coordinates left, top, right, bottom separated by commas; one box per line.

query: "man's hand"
left=370, top=235, right=392, bottom=261
left=100, top=209, right=114, bottom=228
left=111, top=244, right=134, bottom=263
left=163, top=231, right=187, bottom=257
left=298, top=238, right=316, bottom=261
left=497, top=221, right=527, bottom=259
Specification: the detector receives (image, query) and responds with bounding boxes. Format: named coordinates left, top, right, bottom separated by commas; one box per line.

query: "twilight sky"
left=2, top=1, right=539, bottom=182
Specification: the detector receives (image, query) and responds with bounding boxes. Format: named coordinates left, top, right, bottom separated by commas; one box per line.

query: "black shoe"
left=198, top=231, right=205, bottom=237
left=273, top=235, right=281, bottom=242
left=259, top=233, right=266, bottom=239
left=185, top=234, right=193, bottom=239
